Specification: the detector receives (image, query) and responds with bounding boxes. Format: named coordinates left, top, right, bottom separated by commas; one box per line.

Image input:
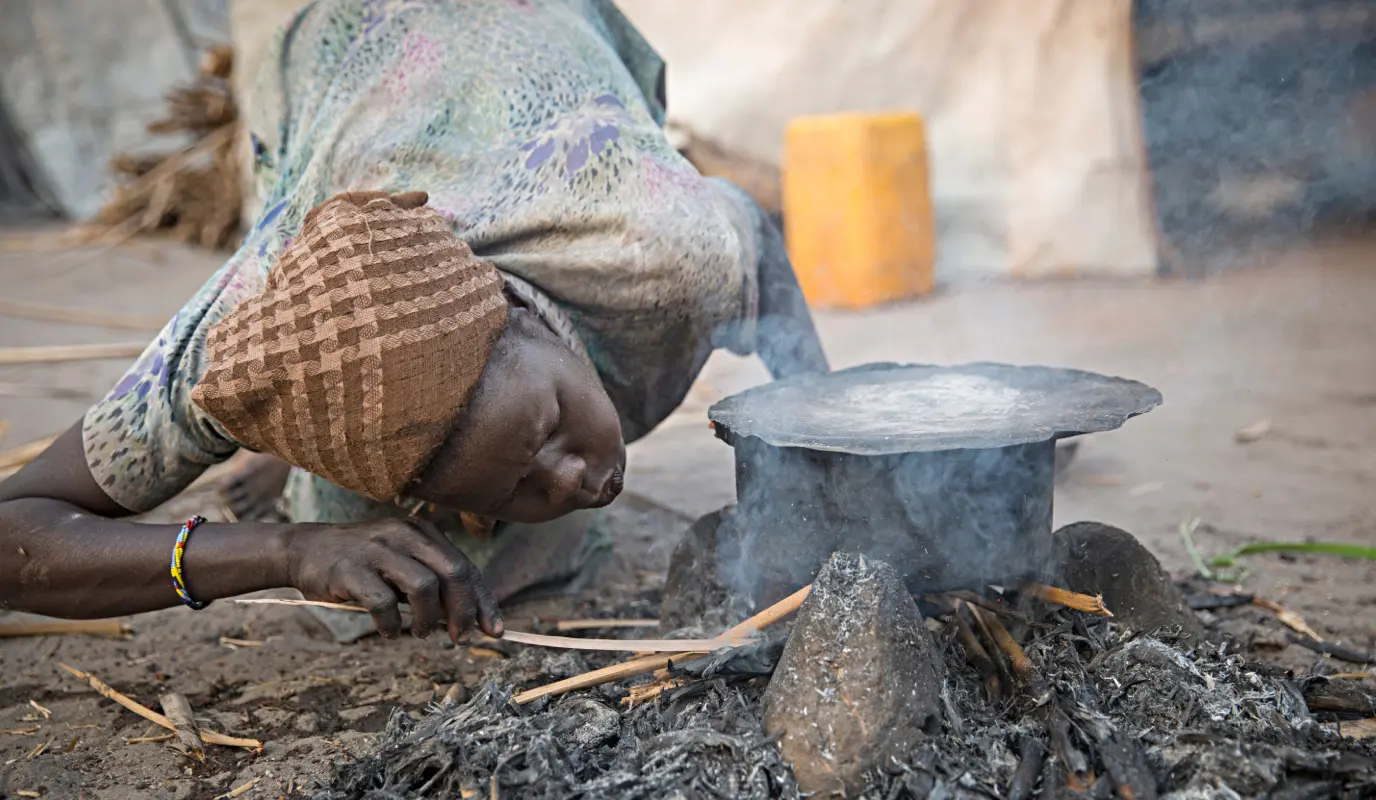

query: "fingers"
left=403, top=520, right=503, bottom=643
left=371, top=549, right=446, bottom=639
left=342, top=570, right=405, bottom=640
left=473, top=576, right=503, bottom=638
left=388, top=190, right=429, bottom=209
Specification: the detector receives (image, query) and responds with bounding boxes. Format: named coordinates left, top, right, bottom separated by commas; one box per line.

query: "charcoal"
left=316, top=560, right=1376, bottom=800
left=1054, top=521, right=1205, bottom=639
left=669, top=635, right=787, bottom=680
left=763, top=553, right=945, bottom=796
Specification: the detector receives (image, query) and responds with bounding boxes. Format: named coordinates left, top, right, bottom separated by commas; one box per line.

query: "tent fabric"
left=227, top=0, right=1158, bottom=281
left=0, top=0, right=229, bottom=220
left=616, top=0, right=1160, bottom=281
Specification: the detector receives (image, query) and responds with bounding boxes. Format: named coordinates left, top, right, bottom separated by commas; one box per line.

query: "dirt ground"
left=0, top=226, right=1373, bottom=797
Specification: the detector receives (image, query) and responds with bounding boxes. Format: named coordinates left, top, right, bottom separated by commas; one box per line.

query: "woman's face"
left=413, top=308, right=625, bottom=523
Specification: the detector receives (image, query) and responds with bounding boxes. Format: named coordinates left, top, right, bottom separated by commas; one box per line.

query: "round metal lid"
left=708, top=362, right=1162, bottom=454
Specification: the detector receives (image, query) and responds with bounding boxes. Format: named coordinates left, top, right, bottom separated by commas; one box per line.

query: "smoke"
left=1135, top=0, right=1376, bottom=271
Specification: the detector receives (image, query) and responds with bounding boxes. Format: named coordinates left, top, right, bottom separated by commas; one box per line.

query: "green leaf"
left=1224, top=541, right=1376, bottom=561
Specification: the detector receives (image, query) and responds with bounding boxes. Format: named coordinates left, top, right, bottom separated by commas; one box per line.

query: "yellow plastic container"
left=782, top=112, right=935, bottom=309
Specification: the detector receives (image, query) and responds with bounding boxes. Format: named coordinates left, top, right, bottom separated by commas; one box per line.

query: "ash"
left=319, top=648, right=798, bottom=799
left=320, top=614, right=1375, bottom=799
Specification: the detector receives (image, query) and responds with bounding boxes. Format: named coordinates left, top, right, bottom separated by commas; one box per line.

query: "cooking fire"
left=321, top=364, right=1376, bottom=799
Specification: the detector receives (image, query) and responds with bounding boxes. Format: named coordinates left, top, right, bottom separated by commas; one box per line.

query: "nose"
left=543, top=456, right=589, bottom=508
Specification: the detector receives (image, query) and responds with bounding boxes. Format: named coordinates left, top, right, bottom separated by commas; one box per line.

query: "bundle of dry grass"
left=83, top=45, right=242, bottom=251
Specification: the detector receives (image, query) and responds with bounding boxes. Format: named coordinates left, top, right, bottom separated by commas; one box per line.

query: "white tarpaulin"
left=617, top=0, right=1160, bottom=281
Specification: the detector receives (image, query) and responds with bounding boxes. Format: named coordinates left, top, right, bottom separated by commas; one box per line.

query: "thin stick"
left=1021, top=582, right=1114, bottom=617
left=227, top=599, right=750, bottom=653
left=500, top=630, right=752, bottom=654
left=1253, top=597, right=1323, bottom=642
left=512, top=654, right=677, bottom=706
left=975, top=608, right=1039, bottom=685
left=1332, top=718, right=1376, bottom=741
left=218, top=637, right=264, bottom=648
left=0, top=343, right=147, bottom=366
left=216, top=778, right=261, bottom=800
left=554, top=619, right=659, bottom=632
left=952, top=607, right=1002, bottom=703
left=512, top=584, right=812, bottom=706
left=128, top=733, right=176, bottom=744
left=0, top=436, right=60, bottom=471
left=0, top=620, right=131, bottom=638
left=159, top=693, right=205, bottom=762
left=942, top=591, right=1029, bottom=623
left=229, top=598, right=365, bottom=612
left=620, top=678, right=689, bottom=706
left=1, top=727, right=40, bottom=735
left=0, top=300, right=165, bottom=332
left=57, top=664, right=261, bottom=751
left=0, top=382, right=95, bottom=402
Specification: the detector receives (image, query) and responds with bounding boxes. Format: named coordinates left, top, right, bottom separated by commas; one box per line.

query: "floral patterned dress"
left=81, top=0, right=765, bottom=554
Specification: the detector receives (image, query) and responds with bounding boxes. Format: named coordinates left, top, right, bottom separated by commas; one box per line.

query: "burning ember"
left=318, top=365, right=1374, bottom=799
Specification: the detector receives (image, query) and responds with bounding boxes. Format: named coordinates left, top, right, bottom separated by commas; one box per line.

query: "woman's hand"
left=285, top=517, right=503, bottom=644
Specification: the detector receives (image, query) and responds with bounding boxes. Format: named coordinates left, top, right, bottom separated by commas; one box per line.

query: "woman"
left=0, top=0, right=826, bottom=643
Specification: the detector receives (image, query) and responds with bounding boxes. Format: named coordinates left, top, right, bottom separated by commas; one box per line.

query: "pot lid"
left=708, top=362, right=1161, bottom=455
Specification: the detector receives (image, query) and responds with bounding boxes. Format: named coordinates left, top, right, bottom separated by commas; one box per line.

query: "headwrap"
left=191, top=191, right=509, bottom=500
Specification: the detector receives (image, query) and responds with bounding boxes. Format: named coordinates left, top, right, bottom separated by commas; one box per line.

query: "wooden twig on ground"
left=944, top=590, right=1029, bottom=623
left=1, top=727, right=40, bottom=735
left=951, top=606, right=1003, bottom=703
left=513, top=584, right=812, bottom=706
left=1253, top=597, right=1323, bottom=641
left=0, top=435, right=60, bottom=471
left=218, top=637, right=264, bottom=648
left=128, top=733, right=177, bottom=744
left=972, top=606, right=1039, bottom=685
left=57, top=664, right=261, bottom=751
left=0, top=619, right=131, bottom=638
left=620, top=678, right=689, bottom=706
left=961, top=603, right=1016, bottom=698
left=0, top=300, right=165, bottom=332
left=159, top=693, right=205, bottom=762
left=1021, top=582, right=1114, bottom=617
left=28, top=700, right=51, bottom=720
left=0, top=383, right=96, bottom=402
left=1287, top=635, right=1372, bottom=665
left=0, top=344, right=147, bottom=367
left=501, top=630, right=751, bottom=653
left=1332, top=718, right=1376, bottom=741
left=554, top=619, right=659, bottom=632
left=228, top=598, right=750, bottom=652
left=216, top=778, right=261, bottom=800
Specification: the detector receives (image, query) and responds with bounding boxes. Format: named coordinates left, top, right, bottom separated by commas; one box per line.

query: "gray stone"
left=308, top=606, right=379, bottom=644
left=763, top=552, right=945, bottom=797
left=659, top=508, right=748, bottom=634
left=1054, top=521, right=1204, bottom=638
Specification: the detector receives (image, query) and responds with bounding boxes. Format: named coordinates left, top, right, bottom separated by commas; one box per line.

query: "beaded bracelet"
left=170, top=515, right=209, bottom=610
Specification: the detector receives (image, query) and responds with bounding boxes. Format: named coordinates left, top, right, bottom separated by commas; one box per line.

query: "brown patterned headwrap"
left=191, top=191, right=509, bottom=500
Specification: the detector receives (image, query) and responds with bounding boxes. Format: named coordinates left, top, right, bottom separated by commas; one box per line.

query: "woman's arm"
left=752, top=208, right=830, bottom=379
left=0, top=424, right=501, bottom=641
